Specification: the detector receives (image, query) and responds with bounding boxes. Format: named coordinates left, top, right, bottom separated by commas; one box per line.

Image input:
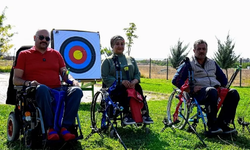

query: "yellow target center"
left=73, top=50, right=83, bottom=60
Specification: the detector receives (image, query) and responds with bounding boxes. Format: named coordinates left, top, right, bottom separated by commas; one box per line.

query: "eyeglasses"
left=38, top=35, right=50, bottom=41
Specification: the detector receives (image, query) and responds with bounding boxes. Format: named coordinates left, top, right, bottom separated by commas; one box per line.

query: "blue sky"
left=1, top=0, right=250, bottom=59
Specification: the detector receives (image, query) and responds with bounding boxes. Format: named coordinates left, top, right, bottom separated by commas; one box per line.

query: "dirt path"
left=0, top=73, right=168, bottom=104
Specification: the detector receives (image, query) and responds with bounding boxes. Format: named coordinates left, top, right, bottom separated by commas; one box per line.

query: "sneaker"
left=143, top=116, right=154, bottom=124
left=60, top=127, right=76, bottom=141
left=47, top=128, right=59, bottom=141
left=209, top=126, right=223, bottom=134
left=123, top=116, right=136, bottom=125
left=221, top=125, right=237, bottom=134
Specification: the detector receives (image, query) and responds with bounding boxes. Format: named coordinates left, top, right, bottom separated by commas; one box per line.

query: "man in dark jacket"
left=172, top=39, right=240, bottom=134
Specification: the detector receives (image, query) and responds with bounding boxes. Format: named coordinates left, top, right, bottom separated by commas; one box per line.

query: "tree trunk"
left=226, top=69, right=229, bottom=81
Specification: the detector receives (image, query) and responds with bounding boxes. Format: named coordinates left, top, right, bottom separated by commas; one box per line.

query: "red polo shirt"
left=14, top=46, right=66, bottom=88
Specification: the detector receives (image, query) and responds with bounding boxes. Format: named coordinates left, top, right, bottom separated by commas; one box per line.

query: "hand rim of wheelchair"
left=166, top=88, right=208, bottom=130
left=90, top=90, right=110, bottom=131
left=166, top=89, right=189, bottom=129
left=90, top=88, right=151, bottom=132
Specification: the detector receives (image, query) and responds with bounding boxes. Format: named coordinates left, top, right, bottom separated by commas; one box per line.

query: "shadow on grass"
left=79, top=102, right=92, bottom=111
left=174, top=127, right=250, bottom=149
left=203, top=132, right=250, bottom=149
left=6, top=140, right=83, bottom=150
left=114, top=125, right=170, bottom=149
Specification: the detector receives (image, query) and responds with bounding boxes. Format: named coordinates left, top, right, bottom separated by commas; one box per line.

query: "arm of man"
left=215, top=62, right=228, bottom=87
left=172, top=63, right=188, bottom=89
left=60, top=67, right=79, bottom=87
left=13, top=68, right=26, bottom=86
left=13, top=69, right=40, bottom=86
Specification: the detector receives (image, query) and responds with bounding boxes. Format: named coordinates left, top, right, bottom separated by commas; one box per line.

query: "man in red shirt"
left=13, top=29, right=83, bottom=141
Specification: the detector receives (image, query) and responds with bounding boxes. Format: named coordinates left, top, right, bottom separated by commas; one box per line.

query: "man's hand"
left=25, top=80, right=40, bottom=87
left=184, top=86, right=202, bottom=93
left=194, top=86, right=202, bottom=93
left=72, top=80, right=80, bottom=87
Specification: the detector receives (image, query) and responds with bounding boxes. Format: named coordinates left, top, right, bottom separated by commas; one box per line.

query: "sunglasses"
left=197, top=48, right=207, bottom=51
left=38, top=35, right=50, bottom=41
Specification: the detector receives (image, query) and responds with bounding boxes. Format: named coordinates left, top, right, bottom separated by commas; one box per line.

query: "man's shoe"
left=209, top=126, right=223, bottom=134
left=143, top=116, right=154, bottom=124
left=221, top=125, right=237, bottom=134
left=47, top=128, right=60, bottom=141
left=60, top=127, right=76, bottom=141
left=123, top=116, right=136, bottom=125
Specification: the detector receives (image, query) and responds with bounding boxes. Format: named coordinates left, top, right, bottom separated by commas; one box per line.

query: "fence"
left=138, top=61, right=250, bottom=87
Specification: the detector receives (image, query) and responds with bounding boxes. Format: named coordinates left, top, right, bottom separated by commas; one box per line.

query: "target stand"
left=51, top=29, right=102, bottom=98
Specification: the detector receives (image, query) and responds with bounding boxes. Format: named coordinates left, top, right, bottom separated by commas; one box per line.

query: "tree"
left=0, top=7, right=14, bottom=57
left=214, top=34, right=240, bottom=79
left=101, top=47, right=112, bottom=58
left=169, top=39, right=190, bottom=69
left=123, top=23, right=138, bottom=56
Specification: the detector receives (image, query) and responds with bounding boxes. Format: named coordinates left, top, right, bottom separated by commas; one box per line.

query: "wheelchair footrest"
left=173, top=120, right=180, bottom=124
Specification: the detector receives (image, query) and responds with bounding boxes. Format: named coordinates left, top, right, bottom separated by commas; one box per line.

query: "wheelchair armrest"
left=14, top=86, right=23, bottom=91
left=175, top=88, right=181, bottom=93
left=14, top=85, right=36, bottom=93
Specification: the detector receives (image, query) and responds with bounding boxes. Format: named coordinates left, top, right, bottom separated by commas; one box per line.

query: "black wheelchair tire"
left=7, top=112, right=20, bottom=142
left=24, top=129, right=33, bottom=148
left=90, top=91, right=108, bottom=130
left=166, top=89, right=189, bottom=129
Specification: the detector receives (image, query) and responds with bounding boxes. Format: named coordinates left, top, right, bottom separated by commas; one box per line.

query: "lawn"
left=0, top=78, right=250, bottom=150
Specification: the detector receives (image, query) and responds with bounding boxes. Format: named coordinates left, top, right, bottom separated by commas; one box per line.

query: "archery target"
left=51, top=29, right=101, bottom=80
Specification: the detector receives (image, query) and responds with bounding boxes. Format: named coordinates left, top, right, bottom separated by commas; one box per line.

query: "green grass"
left=0, top=59, right=13, bottom=72
left=1, top=78, right=250, bottom=149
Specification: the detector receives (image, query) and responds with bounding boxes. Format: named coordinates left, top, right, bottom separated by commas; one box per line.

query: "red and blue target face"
left=60, top=37, right=96, bottom=73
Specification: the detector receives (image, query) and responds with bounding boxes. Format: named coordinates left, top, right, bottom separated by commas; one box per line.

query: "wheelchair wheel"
left=24, top=129, right=33, bottom=148
left=166, top=89, right=189, bottom=129
left=90, top=91, right=109, bottom=130
left=7, top=112, right=20, bottom=142
left=23, top=123, right=43, bottom=148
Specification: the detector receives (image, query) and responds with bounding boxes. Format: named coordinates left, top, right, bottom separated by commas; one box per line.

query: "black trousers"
left=194, top=87, right=240, bottom=128
left=110, top=83, right=147, bottom=115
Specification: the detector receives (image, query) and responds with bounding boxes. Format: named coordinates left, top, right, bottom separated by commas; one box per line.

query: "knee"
left=206, top=87, right=218, bottom=101
left=69, top=87, right=83, bottom=101
left=35, top=85, right=51, bottom=104
left=75, top=87, right=83, bottom=97
left=227, top=89, right=240, bottom=102
left=36, top=84, right=50, bottom=95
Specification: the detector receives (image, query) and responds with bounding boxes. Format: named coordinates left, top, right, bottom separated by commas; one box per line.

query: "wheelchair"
left=163, top=88, right=207, bottom=132
left=86, top=83, right=151, bottom=150
left=162, top=58, right=241, bottom=147
left=6, top=46, right=83, bottom=149
left=162, top=87, right=208, bottom=147
left=6, top=85, right=84, bottom=149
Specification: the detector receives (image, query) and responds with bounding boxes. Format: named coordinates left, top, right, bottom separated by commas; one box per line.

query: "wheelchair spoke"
left=166, top=89, right=189, bottom=129
left=91, top=91, right=109, bottom=131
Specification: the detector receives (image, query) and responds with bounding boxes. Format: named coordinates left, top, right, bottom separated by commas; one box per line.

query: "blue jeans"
left=35, top=84, right=83, bottom=130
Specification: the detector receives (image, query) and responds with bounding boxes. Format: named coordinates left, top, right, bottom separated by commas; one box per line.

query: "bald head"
left=34, top=29, right=51, bottom=52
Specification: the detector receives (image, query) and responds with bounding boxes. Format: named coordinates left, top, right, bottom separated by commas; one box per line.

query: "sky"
left=1, top=0, right=250, bottom=60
